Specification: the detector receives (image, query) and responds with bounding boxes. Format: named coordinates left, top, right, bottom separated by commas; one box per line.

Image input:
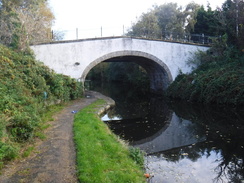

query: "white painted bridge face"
left=31, top=37, right=209, bottom=93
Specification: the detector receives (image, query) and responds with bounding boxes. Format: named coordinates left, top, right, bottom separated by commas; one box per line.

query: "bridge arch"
left=81, top=51, right=173, bottom=93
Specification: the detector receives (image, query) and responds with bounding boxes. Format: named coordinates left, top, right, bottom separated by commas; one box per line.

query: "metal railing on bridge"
left=48, top=26, right=219, bottom=45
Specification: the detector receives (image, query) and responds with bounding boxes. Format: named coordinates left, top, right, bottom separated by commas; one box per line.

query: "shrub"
left=0, top=44, right=83, bottom=166
left=0, top=142, right=18, bottom=162
left=167, top=47, right=244, bottom=105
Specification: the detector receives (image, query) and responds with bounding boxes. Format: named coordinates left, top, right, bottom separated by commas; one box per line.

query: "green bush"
left=0, top=142, right=18, bottom=162
left=167, top=47, right=244, bottom=105
left=0, top=44, right=83, bottom=166
left=8, top=112, right=39, bottom=142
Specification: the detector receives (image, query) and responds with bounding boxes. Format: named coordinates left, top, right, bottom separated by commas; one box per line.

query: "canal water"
left=90, top=82, right=244, bottom=183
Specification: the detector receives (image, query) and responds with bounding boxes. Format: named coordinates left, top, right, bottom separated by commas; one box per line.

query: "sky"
left=49, top=0, right=226, bottom=39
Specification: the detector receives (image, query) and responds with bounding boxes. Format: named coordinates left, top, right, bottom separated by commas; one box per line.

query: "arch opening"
left=81, top=51, right=173, bottom=94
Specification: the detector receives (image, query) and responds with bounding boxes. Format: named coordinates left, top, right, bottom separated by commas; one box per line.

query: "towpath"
left=0, top=91, right=114, bottom=183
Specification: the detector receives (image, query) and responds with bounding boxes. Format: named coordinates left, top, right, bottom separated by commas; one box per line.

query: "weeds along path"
left=0, top=91, right=113, bottom=183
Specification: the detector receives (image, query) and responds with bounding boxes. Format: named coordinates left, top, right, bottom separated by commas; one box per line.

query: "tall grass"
left=73, top=99, right=146, bottom=183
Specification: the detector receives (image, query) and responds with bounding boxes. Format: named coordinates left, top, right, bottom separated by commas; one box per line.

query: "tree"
left=0, top=0, right=19, bottom=46
left=15, top=0, right=54, bottom=46
left=127, top=2, right=201, bottom=40
left=221, top=0, right=244, bottom=49
left=127, top=9, right=161, bottom=39
left=155, top=3, right=184, bottom=38
left=184, top=2, right=201, bottom=34
left=191, top=6, right=225, bottom=36
left=0, top=0, right=54, bottom=50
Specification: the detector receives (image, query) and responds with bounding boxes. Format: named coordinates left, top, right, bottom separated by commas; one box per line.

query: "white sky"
left=49, top=0, right=225, bottom=39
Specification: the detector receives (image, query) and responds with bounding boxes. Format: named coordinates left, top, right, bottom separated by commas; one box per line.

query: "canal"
left=89, top=82, right=244, bottom=183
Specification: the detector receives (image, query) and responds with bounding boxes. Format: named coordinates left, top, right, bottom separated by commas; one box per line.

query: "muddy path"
left=0, top=91, right=114, bottom=183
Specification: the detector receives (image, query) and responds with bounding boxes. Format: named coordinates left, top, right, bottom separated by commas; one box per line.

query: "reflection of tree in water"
left=214, top=155, right=244, bottom=183
left=213, top=133, right=244, bottom=183
left=167, top=101, right=244, bottom=182
left=109, top=86, right=150, bottom=119
left=91, top=81, right=150, bottom=119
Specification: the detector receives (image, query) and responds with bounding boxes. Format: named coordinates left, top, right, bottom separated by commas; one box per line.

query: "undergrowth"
left=0, top=44, right=82, bottom=168
left=73, top=99, right=146, bottom=183
left=167, top=46, right=244, bottom=105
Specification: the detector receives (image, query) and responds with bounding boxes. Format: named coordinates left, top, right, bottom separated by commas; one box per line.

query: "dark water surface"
left=90, top=82, right=244, bottom=183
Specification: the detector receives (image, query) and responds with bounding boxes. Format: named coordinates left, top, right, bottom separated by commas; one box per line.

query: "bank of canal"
left=93, top=82, right=244, bottom=183
left=73, top=91, right=146, bottom=183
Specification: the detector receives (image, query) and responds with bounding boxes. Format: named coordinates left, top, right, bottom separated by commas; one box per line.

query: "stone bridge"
left=31, top=36, right=209, bottom=93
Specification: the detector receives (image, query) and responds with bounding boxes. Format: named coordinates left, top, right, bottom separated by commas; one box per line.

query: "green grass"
left=40, top=105, right=64, bottom=123
left=73, top=99, right=146, bottom=183
left=22, top=146, right=35, bottom=158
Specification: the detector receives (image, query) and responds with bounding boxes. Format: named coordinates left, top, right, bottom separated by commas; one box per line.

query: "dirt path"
left=0, top=91, right=114, bottom=183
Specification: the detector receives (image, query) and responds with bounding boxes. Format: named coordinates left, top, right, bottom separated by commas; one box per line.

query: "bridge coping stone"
left=33, top=36, right=210, bottom=48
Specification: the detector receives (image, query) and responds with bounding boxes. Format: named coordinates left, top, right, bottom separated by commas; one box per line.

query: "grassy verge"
left=73, top=99, right=146, bottom=183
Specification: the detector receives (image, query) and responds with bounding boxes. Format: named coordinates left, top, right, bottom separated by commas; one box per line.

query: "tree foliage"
left=127, top=2, right=200, bottom=39
left=191, top=6, right=225, bottom=36
left=86, top=62, right=150, bottom=91
left=155, top=3, right=184, bottom=38
left=127, top=10, right=161, bottom=39
left=0, top=0, right=54, bottom=50
left=221, top=0, right=244, bottom=49
left=127, top=0, right=244, bottom=49
left=192, top=0, right=244, bottom=49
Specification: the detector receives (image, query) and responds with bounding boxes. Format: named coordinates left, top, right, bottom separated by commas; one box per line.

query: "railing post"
left=51, top=30, right=54, bottom=40
left=76, top=28, right=78, bottom=39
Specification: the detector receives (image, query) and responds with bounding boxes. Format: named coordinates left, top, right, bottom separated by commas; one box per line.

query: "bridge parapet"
left=33, top=36, right=212, bottom=47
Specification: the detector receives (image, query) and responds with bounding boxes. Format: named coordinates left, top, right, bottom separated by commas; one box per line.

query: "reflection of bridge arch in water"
left=134, top=113, right=206, bottom=154
left=104, top=97, right=173, bottom=144
left=130, top=113, right=173, bottom=146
